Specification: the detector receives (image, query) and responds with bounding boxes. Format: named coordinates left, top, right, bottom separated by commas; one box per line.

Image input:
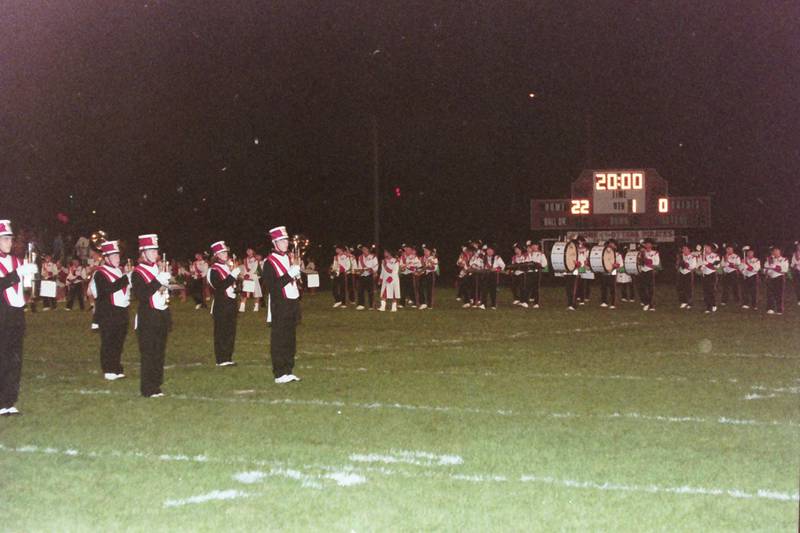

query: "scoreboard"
left=531, top=168, right=710, bottom=232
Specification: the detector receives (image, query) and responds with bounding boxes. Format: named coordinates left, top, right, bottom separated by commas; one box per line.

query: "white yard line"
left=1, top=442, right=795, bottom=503
left=70, top=389, right=800, bottom=428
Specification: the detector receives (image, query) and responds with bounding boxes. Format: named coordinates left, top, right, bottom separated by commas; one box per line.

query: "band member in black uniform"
left=510, top=243, right=526, bottom=305
left=526, top=241, right=547, bottom=308
left=599, top=240, right=620, bottom=309
left=738, top=246, right=760, bottom=310
left=419, top=244, right=438, bottom=310
left=264, top=226, right=302, bottom=384
left=190, top=253, right=209, bottom=310
left=480, top=244, right=505, bottom=310
left=207, top=241, right=240, bottom=367
left=720, top=244, right=741, bottom=306
left=675, top=244, right=697, bottom=309
left=698, top=243, right=720, bottom=313
left=356, top=244, right=378, bottom=310
left=90, top=240, right=130, bottom=381
left=131, top=234, right=171, bottom=397
left=0, top=220, right=37, bottom=416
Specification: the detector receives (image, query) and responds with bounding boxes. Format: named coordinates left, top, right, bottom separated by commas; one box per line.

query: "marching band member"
left=131, top=234, right=171, bottom=398
left=720, top=244, right=741, bottom=306
left=791, top=241, right=800, bottom=306
left=208, top=241, right=240, bottom=367
left=698, top=242, right=720, bottom=314
left=468, top=244, right=485, bottom=308
left=379, top=247, right=400, bottom=312
left=599, top=240, right=619, bottom=309
left=616, top=246, right=635, bottom=303
left=763, top=245, right=788, bottom=315
left=239, top=248, right=262, bottom=313
left=264, top=226, right=302, bottom=383
left=331, top=245, right=351, bottom=308
left=479, top=244, right=504, bottom=310
left=526, top=241, right=547, bottom=309
left=456, top=244, right=472, bottom=305
left=676, top=244, right=697, bottom=309
left=356, top=244, right=378, bottom=310
left=40, top=254, right=59, bottom=310
left=739, top=246, right=760, bottom=310
left=510, top=243, right=526, bottom=306
left=639, top=238, right=660, bottom=311
left=0, top=220, right=37, bottom=416
left=190, top=253, right=209, bottom=310
left=419, top=244, right=438, bottom=310
left=90, top=240, right=130, bottom=380
left=400, top=245, right=422, bottom=308
left=575, top=238, right=592, bottom=304
left=64, top=258, right=87, bottom=311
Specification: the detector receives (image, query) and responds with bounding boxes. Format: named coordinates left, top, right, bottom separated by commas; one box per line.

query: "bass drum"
left=550, top=240, right=578, bottom=273
left=624, top=251, right=641, bottom=275
left=589, top=244, right=617, bottom=274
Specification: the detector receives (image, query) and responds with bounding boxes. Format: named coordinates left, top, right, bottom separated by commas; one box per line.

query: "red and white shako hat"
left=210, top=240, right=229, bottom=256
left=138, top=234, right=159, bottom=251
left=269, top=226, right=289, bottom=242
left=100, top=240, right=121, bottom=256
left=0, top=219, right=13, bottom=237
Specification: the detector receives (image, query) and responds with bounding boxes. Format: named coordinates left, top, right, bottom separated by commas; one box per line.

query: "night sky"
left=2, top=1, right=799, bottom=258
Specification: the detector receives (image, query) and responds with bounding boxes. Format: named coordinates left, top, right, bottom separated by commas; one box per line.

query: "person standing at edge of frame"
left=207, top=240, right=240, bottom=367
left=263, top=226, right=302, bottom=384
left=0, top=220, right=38, bottom=416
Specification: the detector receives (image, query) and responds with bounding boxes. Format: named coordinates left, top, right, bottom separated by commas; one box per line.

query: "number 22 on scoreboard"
left=571, top=199, right=590, bottom=215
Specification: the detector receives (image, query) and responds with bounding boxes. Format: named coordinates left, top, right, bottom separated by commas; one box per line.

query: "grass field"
left=1, top=285, right=799, bottom=532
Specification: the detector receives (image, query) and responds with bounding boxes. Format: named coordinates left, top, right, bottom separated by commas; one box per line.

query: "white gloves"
left=230, top=267, right=241, bottom=279
left=157, top=272, right=171, bottom=286
left=16, top=263, right=38, bottom=277
left=288, top=265, right=301, bottom=279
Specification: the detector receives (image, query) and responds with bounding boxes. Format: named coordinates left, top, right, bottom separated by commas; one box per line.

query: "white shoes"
left=216, top=361, right=236, bottom=367
left=532, top=304, right=539, bottom=309
left=767, top=309, right=775, bottom=315
left=520, top=303, right=529, bottom=309
left=462, top=303, right=471, bottom=309
left=391, top=302, right=397, bottom=312
left=512, top=300, right=519, bottom=305
left=600, top=303, right=608, bottom=308
left=253, top=304, right=259, bottom=312
left=275, top=374, right=301, bottom=384
left=679, top=303, right=687, bottom=309
left=239, top=303, right=246, bottom=313
left=0, top=406, right=20, bottom=416
left=567, top=306, right=576, bottom=311
left=609, top=305, right=616, bottom=309
left=643, top=305, right=650, bottom=311
left=741, top=305, right=749, bottom=309
left=195, top=304, right=202, bottom=310
left=103, top=373, right=126, bottom=381
left=148, top=393, right=165, bottom=398
left=356, top=305, right=365, bottom=310
left=712, top=306, right=718, bottom=313
left=478, top=304, right=486, bottom=310
left=91, top=323, right=99, bottom=330
left=419, top=304, right=428, bottom=310
left=378, top=302, right=386, bottom=312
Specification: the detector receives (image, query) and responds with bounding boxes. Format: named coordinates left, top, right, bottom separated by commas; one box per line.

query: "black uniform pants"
left=213, top=302, right=237, bottom=364
left=137, top=311, right=169, bottom=396
left=619, top=281, right=634, bottom=301
left=676, top=273, right=693, bottom=305
left=99, top=317, right=128, bottom=374
left=742, top=275, right=758, bottom=308
left=333, top=275, right=346, bottom=304
left=67, top=283, right=85, bottom=310
left=420, top=273, right=435, bottom=307
left=702, top=273, right=717, bottom=311
left=792, top=272, right=800, bottom=303
left=190, top=278, right=207, bottom=307
left=357, top=276, right=375, bottom=307
left=565, top=276, right=577, bottom=308
left=270, top=298, right=299, bottom=378
left=766, top=276, right=785, bottom=313
left=639, top=271, right=655, bottom=307
left=0, top=309, right=24, bottom=408
left=458, top=275, right=474, bottom=302
left=481, top=273, right=498, bottom=307
left=721, top=272, right=740, bottom=304
left=511, top=274, right=524, bottom=301
left=401, top=275, right=418, bottom=306
left=600, top=275, right=616, bottom=306
left=526, top=272, right=540, bottom=304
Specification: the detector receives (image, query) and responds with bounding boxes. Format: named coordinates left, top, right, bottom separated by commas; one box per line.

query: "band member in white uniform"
left=0, top=220, right=37, bottom=416
left=763, top=245, right=789, bottom=315
left=379, top=248, right=401, bottom=312
left=89, top=240, right=130, bottom=380
left=419, top=244, right=438, bottom=310
left=208, top=241, right=240, bottom=366
left=264, top=226, right=302, bottom=383
left=738, top=246, right=760, bottom=310
left=526, top=241, right=547, bottom=308
left=720, top=244, right=741, bottom=306
left=639, top=238, right=660, bottom=311
left=480, top=244, right=504, bottom=310
left=40, top=254, right=59, bottom=310
left=599, top=240, right=620, bottom=309
left=131, top=234, right=171, bottom=397
left=698, top=243, right=720, bottom=313
left=356, top=244, right=379, bottom=310
left=676, top=244, right=697, bottom=309
left=239, top=248, right=262, bottom=313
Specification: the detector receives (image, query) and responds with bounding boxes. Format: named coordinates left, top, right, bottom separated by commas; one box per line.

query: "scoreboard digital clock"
left=530, top=168, right=711, bottom=232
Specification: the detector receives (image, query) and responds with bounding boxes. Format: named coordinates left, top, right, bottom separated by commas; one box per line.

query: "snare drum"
left=550, top=241, right=578, bottom=273
left=589, top=244, right=617, bottom=274
left=624, top=251, right=641, bottom=275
